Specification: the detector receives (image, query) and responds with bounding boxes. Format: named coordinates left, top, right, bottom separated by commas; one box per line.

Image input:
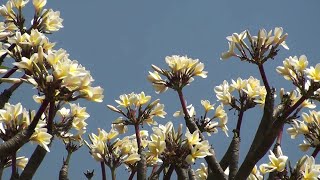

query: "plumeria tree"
left=0, top=0, right=319, bottom=180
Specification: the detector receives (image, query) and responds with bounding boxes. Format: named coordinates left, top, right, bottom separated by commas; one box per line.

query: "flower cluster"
left=56, top=103, right=90, bottom=143
left=287, top=110, right=320, bottom=152
left=277, top=55, right=320, bottom=98
left=255, top=154, right=320, bottom=179
left=214, top=76, right=266, bottom=108
left=295, top=155, right=320, bottom=179
left=85, top=128, right=141, bottom=170
left=259, top=147, right=288, bottom=174
left=0, top=0, right=103, bottom=103
left=0, top=102, right=52, bottom=151
left=145, top=122, right=212, bottom=167
left=148, top=55, right=207, bottom=93
left=107, top=92, right=166, bottom=127
left=0, top=0, right=62, bottom=33
left=221, top=27, right=288, bottom=63
left=13, top=46, right=104, bottom=102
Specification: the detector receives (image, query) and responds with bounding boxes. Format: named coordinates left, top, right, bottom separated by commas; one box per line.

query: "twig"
left=100, top=162, right=106, bottom=180
left=134, top=123, right=146, bottom=180
left=163, top=165, right=174, bottom=180
left=311, top=147, right=320, bottom=158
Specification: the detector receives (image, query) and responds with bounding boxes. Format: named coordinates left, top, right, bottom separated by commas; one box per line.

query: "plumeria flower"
left=300, top=156, right=320, bottom=180
left=195, top=163, right=208, bottom=180
left=272, top=27, right=289, bottom=50
left=221, top=42, right=236, bottom=60
left=201, top=100, right=215, bottom=113
left=33, top=0, right=46, bottom=11
left=43, top=9, right=64, bottom=32
left=185, top=140, right=213, bottom=164
left=214, top=80, right=233, bottom=105
left=226, top=30, right=247, bottom=43
left=148, top=135, right=166, bottom=158
left=185, top=130, right=201, bottom=147
left=247, top=165, right=263, bottom=180
left=213, top=104, right=227, bottom=119
left=11, top=0, right=29, bottom=9
left=287, top=120, right=309, bottom=139
left=30, top=127, right=52, bottom=152
left=259, top=147, right=288, bottom=173
left=305, top=64, right=320, bottom=82
left=150, top=103, right=167, bottom=118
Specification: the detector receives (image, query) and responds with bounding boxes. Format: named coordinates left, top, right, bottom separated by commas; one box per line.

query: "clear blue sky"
left=2, top=0, right=320, bottom=179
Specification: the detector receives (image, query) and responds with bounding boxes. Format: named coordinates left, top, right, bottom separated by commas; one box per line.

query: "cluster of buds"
left=221, top=27, right=288, bottom=64
left=287, top=110, right=320, bottom=152
left=107, top=92, right=166, bottom=128
left=55, top=103, right=90, bottom=143
left=0, top=102, right=52, bottom=151
left=214, top=76, right=266, bottom=107
left=85, top=128, right=141, bottom=171
left=277, top=55, right=320, bottom=100
left=148, top=55, right=207, bottom=93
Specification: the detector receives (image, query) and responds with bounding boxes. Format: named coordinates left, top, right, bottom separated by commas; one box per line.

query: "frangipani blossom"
left=259, top=148, right=288, bottom=173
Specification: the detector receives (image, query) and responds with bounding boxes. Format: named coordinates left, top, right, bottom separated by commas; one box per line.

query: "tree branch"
left=188, top=168, right=196, bottom=180
left=228, top=132, right=240, bottom=180
left=134, top=123, right=146, bottom=180
left=19, top=98, right=54, bottom=180
left=235, top=93, right=307, bottom=179
left=19, top=145, right=47, bottom=180
left=59, top=148, right=73, bottom=180
left=175, top=167, right=188, bottom=180
left=163, top=165, right=174, bottom=180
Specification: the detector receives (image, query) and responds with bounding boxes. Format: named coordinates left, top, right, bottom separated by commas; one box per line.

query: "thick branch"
left=0, top=80, right=23, bottom=109
left=188, top=168, right=196, bottom=180
left=0, top=159, right=4, bottom=180
left=0, top=129, right=33, bottom=159
left=220, top=109, right=244, bottom=171
left=20, top=98, right=55, bottom=179
left=228, top=133, right=240, bottom=180
left=20, top=145, right=47, bottom=180
left=235, top=94, right=307, bottom=179
left=175, top=167, right=188, bottom=180
left=59, top=151, right=72, bottom=180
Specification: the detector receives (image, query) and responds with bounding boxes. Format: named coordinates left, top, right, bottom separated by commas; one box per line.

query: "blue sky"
left=2, top=0, right=320, bottom=179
